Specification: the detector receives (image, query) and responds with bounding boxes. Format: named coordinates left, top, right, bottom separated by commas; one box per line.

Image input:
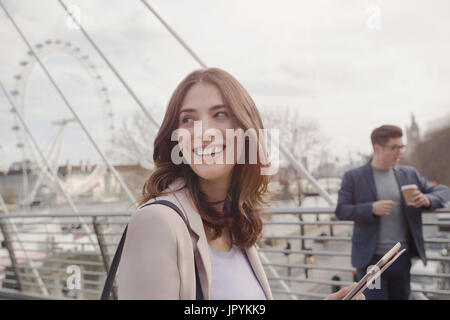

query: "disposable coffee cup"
left=401, top=184, right=418, bottom=206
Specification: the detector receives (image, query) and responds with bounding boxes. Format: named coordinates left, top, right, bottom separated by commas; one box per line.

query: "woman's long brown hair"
left=140, top=68, right=272, bottom=249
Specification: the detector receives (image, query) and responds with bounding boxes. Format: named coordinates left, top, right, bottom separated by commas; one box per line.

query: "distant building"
left=6, top=159, right=38, bottom=174
left=0, top=161, right=152, bottom=206
left=406, top=114, right=420, bottom=156
left=313, top=160, right=343, bottom=179
left=342, top=151, right=371, bottom=172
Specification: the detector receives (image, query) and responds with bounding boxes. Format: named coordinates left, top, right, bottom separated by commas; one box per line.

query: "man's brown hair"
left=371, top=125, right=403, bottom=146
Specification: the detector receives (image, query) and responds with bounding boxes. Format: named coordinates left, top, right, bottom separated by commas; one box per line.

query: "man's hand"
left=325, top=282, right=365, bottom=300
left=411, top=190, right=431, bottom=208
left=372, top=200, right=396, bottom=216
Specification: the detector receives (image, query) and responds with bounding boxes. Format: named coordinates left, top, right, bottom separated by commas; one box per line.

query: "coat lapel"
left=167, top=178, right=212, bottom=300
left=167, top=178, right=274, bottom=300
left=393, top=166, right=406, bottom=187
left=245, top=246, right=274, bottom=300
left=393, top=166, right=408, bottom=208
left=363, top=160, right=379, bottom=200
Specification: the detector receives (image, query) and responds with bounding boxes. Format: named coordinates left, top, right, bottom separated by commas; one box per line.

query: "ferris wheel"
left=8, top=39, right=115, bottom=205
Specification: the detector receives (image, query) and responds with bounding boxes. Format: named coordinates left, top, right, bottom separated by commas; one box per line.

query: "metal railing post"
left=256, top=245, right=298, bottom=300
left=0, top=189, right=48, bottom=295
left=0, top=214, right=23, bottom=291
left=92, top=217, right=117, bottom=299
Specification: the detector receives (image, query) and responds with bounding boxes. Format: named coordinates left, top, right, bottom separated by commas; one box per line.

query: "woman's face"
left=177, top=82, right=243, bottom=182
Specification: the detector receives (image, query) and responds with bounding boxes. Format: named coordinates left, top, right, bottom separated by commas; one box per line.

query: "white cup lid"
left=401, top=184, right=418, bottom=190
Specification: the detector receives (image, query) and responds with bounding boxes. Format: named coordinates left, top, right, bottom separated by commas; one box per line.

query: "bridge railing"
left=0, top=210, right=131, bottom=299
left=260, top=207, right=450, bottom=300
left=0, top=207, right=449, bottom=300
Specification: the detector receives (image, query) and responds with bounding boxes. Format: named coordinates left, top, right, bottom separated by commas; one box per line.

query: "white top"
left=208, top=242, right=267, bottom=300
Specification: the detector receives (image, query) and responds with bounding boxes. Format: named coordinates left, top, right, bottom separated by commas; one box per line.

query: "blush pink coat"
left=117, top=177, right=273, bottom=300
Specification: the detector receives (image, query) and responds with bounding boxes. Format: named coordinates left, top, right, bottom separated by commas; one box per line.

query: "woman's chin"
left=192, top=164, right=234, bottom=181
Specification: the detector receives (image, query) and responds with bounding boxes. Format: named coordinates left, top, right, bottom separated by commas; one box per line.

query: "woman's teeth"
left=194, top=145, right=224, bottom=156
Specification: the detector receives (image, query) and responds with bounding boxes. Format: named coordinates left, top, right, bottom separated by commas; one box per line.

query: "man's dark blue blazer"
left=335, top=160, right=450, bottom=269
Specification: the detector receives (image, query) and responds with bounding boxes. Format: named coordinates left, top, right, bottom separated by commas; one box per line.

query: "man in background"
left=335, top=125, right=450, bottom=299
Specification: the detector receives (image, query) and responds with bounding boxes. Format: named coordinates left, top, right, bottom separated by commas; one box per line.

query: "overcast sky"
left=1, top=0, right=450, bottom=172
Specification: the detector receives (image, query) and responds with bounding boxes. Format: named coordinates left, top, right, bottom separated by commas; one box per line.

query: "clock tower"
left=406, top=114, right=420, bottom=156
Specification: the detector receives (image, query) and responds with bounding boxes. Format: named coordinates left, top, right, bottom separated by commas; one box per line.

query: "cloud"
left=1, top=0, right=450, bottom=171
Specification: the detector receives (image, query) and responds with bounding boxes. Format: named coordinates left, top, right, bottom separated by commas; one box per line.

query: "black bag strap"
left=100, top=199, right=203, bottom=300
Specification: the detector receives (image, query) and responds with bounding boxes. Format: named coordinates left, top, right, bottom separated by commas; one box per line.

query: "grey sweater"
left=372, top=166, right=410, bottom=255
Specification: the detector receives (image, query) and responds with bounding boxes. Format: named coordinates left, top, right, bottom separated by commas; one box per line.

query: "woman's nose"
left=193, top=119, right=205, bottom=140
left=194, top=118, right=213, bottom=138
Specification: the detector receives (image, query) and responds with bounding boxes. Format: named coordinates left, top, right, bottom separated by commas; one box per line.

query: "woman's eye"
left=215, top=111, right=228, bottom=118
left=181, top=116, right=193, bottom=123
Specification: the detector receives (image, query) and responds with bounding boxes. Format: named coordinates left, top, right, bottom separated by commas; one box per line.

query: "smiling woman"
left=146, top=68, right=271, bottom=249
left=117, top=67, right=273, bottom=300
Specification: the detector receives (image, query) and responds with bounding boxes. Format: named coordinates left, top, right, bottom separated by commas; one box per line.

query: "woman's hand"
left=324, top=282, right=366, bottom=300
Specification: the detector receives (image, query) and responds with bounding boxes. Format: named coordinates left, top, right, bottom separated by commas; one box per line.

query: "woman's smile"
left=193, top=144, right=226, bottom=162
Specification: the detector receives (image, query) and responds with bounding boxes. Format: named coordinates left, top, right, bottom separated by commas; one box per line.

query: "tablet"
left=343, top=242, right=406, bottom=300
